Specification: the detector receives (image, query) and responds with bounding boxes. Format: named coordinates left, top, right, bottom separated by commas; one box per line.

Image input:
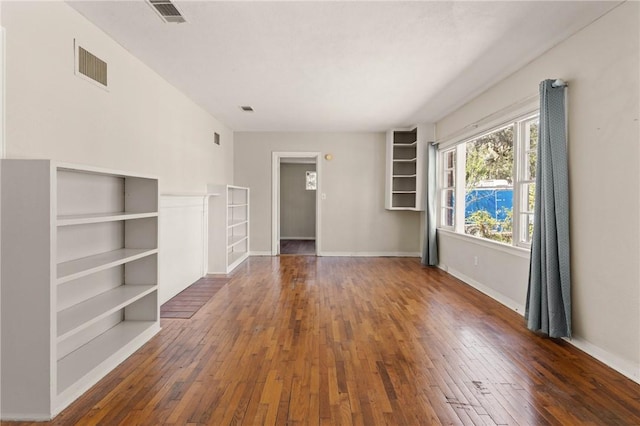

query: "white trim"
left=0, top=26, right=5, bottom=159
left=280, top=236, right=316, bottom=240
left=249, top=251, right=272, bottom=257
left=564, top=337, right=640, bottom=385
left=271, top=152, right=322, bottom=256
left=437, top=228, right=530, bottom=259
left=319, top=251, right=420, bottom=258
left=441, top=265, right=526, bottom=314
left=436, top=94, right=539, bottom=149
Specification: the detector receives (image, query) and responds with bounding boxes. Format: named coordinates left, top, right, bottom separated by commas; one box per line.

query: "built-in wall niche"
left=385, top=125, right=433, bottom=211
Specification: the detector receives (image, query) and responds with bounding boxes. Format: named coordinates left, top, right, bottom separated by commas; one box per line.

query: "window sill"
left=437, top=228, right=531, bottom=259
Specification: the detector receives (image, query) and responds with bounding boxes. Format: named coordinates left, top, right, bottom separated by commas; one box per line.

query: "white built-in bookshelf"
left=207, top=185, right=250, bottom=274
left=1, top=160, right=160, bottom=420
left=385, top=128, right=424, bottom=210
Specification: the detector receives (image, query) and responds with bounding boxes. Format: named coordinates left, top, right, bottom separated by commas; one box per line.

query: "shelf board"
left=57, top=212, right=158, bottom=226
left=57, top=285, right=156, bottom=341
left=57, top=248, right=158, bottom=284
left=392, top=191, right=417, bottom=194
left=392, top=158, right=417, bottom=163
left=228, top=203, right=249, bottom=208
left=228, top=235, right=248, bottom=248
left=393, top=141, right=418, bottom=147
left=57, top=320, right=158, bottom=395
left=392, top=174, right=417, bottom=178
left=228, top=219, right=248, bottom=228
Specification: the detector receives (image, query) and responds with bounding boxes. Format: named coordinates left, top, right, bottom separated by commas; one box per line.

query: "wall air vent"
left=240, top=106, right=254, bottom=112
left=77, top=45, right=108, bottom=87
left=148, top=0, right=187, bottom=23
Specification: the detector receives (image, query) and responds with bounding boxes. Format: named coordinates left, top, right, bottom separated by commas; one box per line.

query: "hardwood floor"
left=280, top=239, right=316, bottom=255
left=160, top=276, right=230, bottom=319
left=7, top=256, right=640, bottom=425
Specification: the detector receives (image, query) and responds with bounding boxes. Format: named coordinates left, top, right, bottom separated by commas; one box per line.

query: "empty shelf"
left=57, top=248, right=158, bottom=284
left=57, top=285, right=156, bottom=341
left=57, top=212, right=158, bottom=226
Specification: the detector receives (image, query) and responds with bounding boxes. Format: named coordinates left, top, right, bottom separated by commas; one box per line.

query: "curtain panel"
left=525, top=79, right=572, bottom=338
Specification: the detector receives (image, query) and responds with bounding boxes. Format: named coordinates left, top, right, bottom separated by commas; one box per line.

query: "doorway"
left=271, top=152, right=322, bottom=256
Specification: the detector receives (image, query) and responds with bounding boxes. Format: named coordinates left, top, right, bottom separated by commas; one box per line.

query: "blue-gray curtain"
left=422, top=143, right=438, bottom=266
left=525, top=79, right=571, bottom=338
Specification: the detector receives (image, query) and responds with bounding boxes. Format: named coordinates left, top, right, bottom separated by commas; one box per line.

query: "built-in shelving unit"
left=207, top=184, right=250, bottom=273
left=1, top=160, right=160, bottom=420
left=385, top=125, right=434, bottom=211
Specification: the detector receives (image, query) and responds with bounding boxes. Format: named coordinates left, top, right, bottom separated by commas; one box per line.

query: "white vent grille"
left=148, top=0, right=186, bottom=23
left=78, top=46, right=108, bottom=87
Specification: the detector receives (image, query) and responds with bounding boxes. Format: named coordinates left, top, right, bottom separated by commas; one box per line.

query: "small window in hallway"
left=306, top=171, right=317, bottom=190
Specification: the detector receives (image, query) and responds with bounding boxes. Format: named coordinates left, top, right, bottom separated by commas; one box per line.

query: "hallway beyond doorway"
left=280, top=239, right=316, bottom=255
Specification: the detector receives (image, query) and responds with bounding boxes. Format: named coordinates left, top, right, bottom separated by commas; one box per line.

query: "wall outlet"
left=473, top=256, right=478, bottom=266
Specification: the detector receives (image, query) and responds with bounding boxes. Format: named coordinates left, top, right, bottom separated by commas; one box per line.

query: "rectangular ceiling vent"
left=148, top=0, right=187, bottom=23
left=78, top=46, right=108, bottom=87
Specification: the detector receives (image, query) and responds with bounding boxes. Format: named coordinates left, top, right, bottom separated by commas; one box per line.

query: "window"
left=305, top=171, right=317, bottom=190
left=438, top=113, right=539, bottom=248
left=440, top=149, right=456, bottom=228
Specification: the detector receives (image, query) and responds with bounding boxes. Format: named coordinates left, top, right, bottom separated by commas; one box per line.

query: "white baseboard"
left=564, top=336, right=640, bottom=385
left=440, top=264, right=640, bottom=385
left=249, top=251, right=420, bottom=258
left=443, top=265, right=525, bottom=314
left=250, top=251, right=272, bottom=256
left=319, top=251, right=420, bottom=258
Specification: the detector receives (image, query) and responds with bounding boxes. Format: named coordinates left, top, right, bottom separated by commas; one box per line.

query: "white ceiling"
left=67, top=1, right=619, bottom=132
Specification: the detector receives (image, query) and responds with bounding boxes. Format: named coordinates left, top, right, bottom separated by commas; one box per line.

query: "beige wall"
left=436, top=2, right=639, bottom=381
left=234, top=132, right=421, bottom=255
left=1, top=2, right=232, bottom=193
left=280, top=163, right=316, bottom=239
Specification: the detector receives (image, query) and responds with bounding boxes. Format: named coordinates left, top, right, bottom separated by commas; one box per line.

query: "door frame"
left=271, top=151, right=322, bottom=256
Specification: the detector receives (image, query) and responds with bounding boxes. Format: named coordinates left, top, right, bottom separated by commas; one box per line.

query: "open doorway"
left=271, top=152, right=321, bottom=256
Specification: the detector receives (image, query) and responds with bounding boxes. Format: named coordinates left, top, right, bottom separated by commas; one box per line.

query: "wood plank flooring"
left=7, top=256, right=640, bottom=425
left=160, top=276, right=230, bottom=319
left=280, top=239, right=316, bottom=255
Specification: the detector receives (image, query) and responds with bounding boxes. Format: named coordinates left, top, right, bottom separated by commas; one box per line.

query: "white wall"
left=234, top=132, right=421, bottom=256
left=436, top=2, right=639, bottom=382
left=280, top=163, right=316, bottom=239
left=1, top=3, right=234, bottom=317
left=1, top=2, right=232, bottom=193
left=159, top=195, right=208, bottom=305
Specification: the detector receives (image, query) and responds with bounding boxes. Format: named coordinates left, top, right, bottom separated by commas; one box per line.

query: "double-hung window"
left=438, top=112, right=539, bottom=249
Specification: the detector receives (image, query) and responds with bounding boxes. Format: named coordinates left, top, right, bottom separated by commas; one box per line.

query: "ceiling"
left=67, top=1, right=619, bottom=132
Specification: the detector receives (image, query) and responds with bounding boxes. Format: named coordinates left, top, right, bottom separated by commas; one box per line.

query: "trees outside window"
left=439, top=114, right=538, bottom=248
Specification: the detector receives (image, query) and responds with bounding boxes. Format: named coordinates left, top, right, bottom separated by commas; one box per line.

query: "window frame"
left=437, top=110, right=539, bottom=250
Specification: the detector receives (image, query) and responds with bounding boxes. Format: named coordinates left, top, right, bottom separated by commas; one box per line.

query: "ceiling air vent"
left=240, top=106, right=254, bottom=112
left=77, top=46, right=108, bottom=87
left=148, top=0, right=187, bottom=23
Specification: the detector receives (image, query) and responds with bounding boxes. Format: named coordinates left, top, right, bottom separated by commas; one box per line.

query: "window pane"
left=526, top=120, right=538, bottom=179
left=520, top=213, right=535, bottom=244
left=446, top=170, right=454, bottom=187
left=443, top=208, right=454, bottom=227
left=527, top=183, right=535, bottom=212
left=443, top=189, right=454, bottom=208
left=464, top=125, right=514, bottom=244
left=446, top=150, right=455, bottom=169
left=528, top=151, right=537, bottom=179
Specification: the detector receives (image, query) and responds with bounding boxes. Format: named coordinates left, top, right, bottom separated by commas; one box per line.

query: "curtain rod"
left=552, top=79, right=568, bottom=88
